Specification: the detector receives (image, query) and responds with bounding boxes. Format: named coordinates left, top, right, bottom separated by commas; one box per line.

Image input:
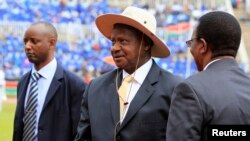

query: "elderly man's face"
left=110, top=25, right=148, bottom=74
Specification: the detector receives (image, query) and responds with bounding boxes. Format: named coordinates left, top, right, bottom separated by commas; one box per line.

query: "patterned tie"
left=23, top=72, right=40, bottom=141
left=118, top=76, right=133, bottom=121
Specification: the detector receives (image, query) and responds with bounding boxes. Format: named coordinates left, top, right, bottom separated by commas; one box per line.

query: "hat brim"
left=96, top=14, right=170, bottom=58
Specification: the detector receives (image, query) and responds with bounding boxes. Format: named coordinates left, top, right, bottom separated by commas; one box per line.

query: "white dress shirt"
left=24, top=58, right=57, bottom=139
left=120, top=59, right=152, bottom=122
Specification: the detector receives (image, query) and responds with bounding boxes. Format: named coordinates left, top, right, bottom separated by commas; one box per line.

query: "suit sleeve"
left=166, top=81, right=203, bottom=141
left=74, top=81, right=92, bottom=141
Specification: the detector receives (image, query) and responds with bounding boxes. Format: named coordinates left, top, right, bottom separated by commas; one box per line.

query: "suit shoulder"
left=91, top=69, right=117, bottom=84
left=160, top=69, right=183, bottom=83
left=62, top=68, right=86, bottom=85
left=19, top=72, right=30, bottom=80
left=185, top=70, right=214, bottom=84
left=18, top=71, right=31, bottom=84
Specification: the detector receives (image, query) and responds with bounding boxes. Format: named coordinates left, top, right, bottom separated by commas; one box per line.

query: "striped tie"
left=23, top=72, right=40, bottom=141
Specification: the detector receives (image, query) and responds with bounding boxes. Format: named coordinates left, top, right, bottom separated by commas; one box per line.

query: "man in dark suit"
left=166, top=11, right=250, bottom=141
left=13, top=21, right=86, bottom=141
left=74, top=6, right=182, bottom=141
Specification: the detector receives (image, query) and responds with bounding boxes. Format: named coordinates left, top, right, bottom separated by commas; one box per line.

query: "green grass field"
left=0, top=101, right=16, bottom=141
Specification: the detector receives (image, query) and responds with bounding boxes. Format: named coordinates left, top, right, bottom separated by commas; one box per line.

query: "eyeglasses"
left=186, top=37, right=199, bottom=47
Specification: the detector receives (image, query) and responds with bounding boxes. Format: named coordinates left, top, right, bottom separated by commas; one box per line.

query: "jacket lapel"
left=17, top=72, right=32, bottom=116
left=118, top=62, right=160, bottom=131
left=42, top=64, right=63, bottom=111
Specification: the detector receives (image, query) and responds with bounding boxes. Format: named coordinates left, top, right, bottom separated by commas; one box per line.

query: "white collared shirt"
left=203, top=59, right=221, bottom=70
left=120, top=59, right=153, bottom=122
left=24, top=58, right=57, bottom=139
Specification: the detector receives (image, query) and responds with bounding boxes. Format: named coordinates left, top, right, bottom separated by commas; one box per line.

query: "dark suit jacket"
left=75, top=61, right=182, bottom=141
left=166, top=59, right=250, bottom=141
left=13, top=64, right=86, bottom=141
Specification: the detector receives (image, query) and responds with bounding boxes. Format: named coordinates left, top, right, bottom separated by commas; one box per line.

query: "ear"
left=199, top=38, right=209, bottom=54
left=49, top=38, right=56, bottom=49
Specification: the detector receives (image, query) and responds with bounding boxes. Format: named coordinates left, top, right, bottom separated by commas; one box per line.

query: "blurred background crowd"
left=1, top=0, right=250, bottom=140
left=0, top=0, right=249, bottom=82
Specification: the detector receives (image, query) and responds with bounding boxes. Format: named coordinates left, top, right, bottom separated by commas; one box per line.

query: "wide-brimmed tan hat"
left=95, top=6, right=170, bottom=58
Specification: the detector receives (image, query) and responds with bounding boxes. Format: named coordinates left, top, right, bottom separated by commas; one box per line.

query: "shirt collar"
left=122, top=59, right=152, bottom=84
left=32, top=58, right=57, bottom=79
left=203, top=59, right=221, bottom=70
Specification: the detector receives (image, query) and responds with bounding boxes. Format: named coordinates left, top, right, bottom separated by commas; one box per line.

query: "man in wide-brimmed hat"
left=75, top=6, right=182, bottom=141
